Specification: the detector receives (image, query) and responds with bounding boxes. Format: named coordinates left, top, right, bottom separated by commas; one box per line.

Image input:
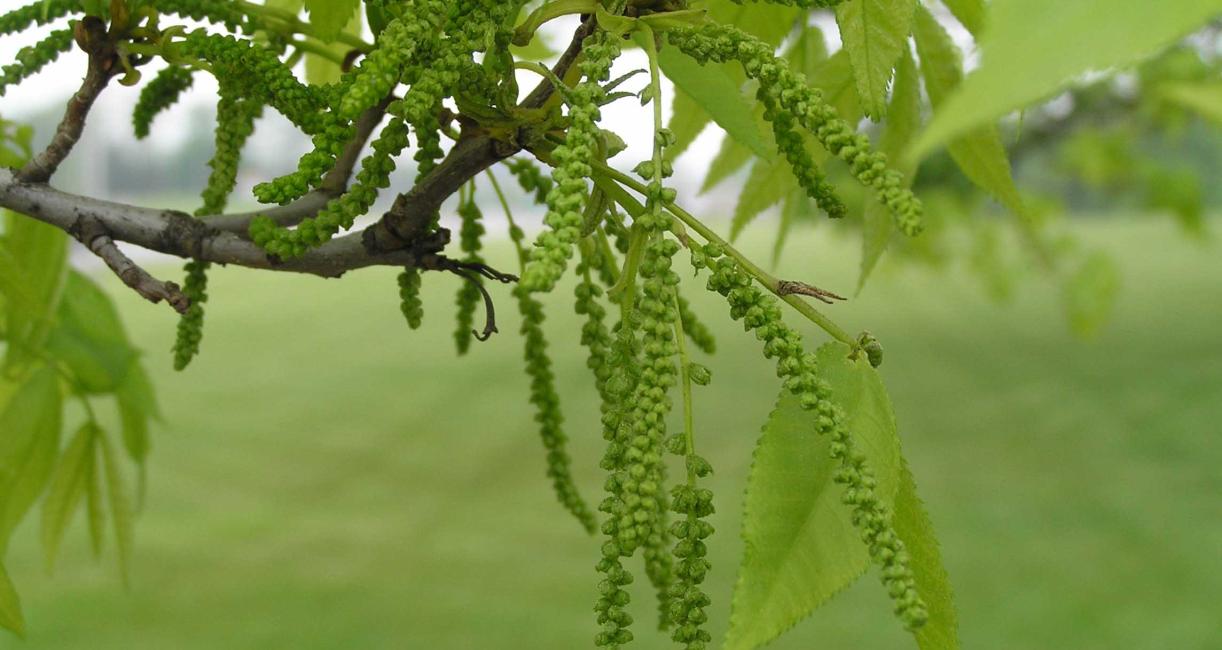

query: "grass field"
left=2, top=220, right=1219, bottom=649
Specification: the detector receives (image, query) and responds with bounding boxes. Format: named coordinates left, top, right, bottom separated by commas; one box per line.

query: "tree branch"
left=74, top=216, right=189, bottom=313
left=18, top=18, right=115, bottom=183
left=0, top=168, right=448, bottom=278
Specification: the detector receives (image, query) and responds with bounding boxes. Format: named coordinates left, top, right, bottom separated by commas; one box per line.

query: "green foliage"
left=0, top=0, right=1217, bottom=645
left=910, top=0, right=1222, bottom=159
left=834, top=0, right=915, bottom=119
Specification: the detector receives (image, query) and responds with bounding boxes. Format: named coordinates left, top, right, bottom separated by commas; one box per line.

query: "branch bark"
left=0, top=168, right=447, bottom=278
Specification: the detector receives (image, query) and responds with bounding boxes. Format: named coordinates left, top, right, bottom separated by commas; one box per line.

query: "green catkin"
left=338, top=16, right=416, bottom=120
left=697, top=246, right=929, bottom=630
left=250, top=115, right=410, bottom=258
left=508, top=158, right=553, bottom=205
left=668, top=25, right=924, bottom=236
left=520, top=28, right=622, bottom=293
left=759, top=89, right=847, bottom=219
left=594, top=315, right=642, bottom=649
left=173, top=260, right=209, bottom=371
left=157, top=0, right=252, bottom=34
left=729, top=0, right=846, bottom=7
left=516, top=284, right=599, bottom=533
left=665, top=301, right=716, bottom=649
left=0, top=28, right=72, bottom=97
left=453, top=187, right=485, bottom=355
left=178, top=31, right=326, bottom=133
left=398, top=267, right=424, bottom=329
left=677, top=295, right=716, bottom=355
left=0, top=0, right=78, bottom=37
left=575, top=263, right=614, bottom=403
left=133, top=66, right=195, bottom=139
left=173, top=88, right=261, bottom=371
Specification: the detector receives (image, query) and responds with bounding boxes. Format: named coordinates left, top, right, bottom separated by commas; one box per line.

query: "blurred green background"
left=1, top=220, right=1218, bottom=649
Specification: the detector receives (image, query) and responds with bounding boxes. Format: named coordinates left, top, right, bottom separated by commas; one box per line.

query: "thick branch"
left=0, top=168, right=446, bottom=278
left=202, top=97, right=393, bottom=234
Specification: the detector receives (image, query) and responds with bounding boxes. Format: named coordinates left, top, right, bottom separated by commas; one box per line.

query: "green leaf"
left=708, top=0, right=800, bottom=46
left=834, top=0, right=916, bottom=120
left=0, top=365, right=63, bottom=552
left=1062, top=251, right=1119, bottom=339
left=773, top=187, right=811, bottom=265
left=115, top=359, right=157, bottom=466
left=43, top=272, right=138, bottom=394
left=859, top=45, right=921, bottom=293
left=2, top=212, right=68, bottom=371
left=940, top=0, right=986, bottom=36
left=1158, top=81, right=1222, bottom=126
left=40, top=423, right=98, bottom=573
left=305, top=6, right=363, bottom=85
left=666, top=87, right=712, bottom=161
left=731, top=156, right=796, bottom=240
left=0, top=561, right=22, bottom=638
left=660, top=48, right=775, bottom=161
left=97, top=430, right=133, bottom=585
left=84, top=446, right=106, bottom=558
left=911, top=6, right=1029, bottom=222
left=304, top=0, right=360, bottom=43
left=910, top=0, right=1222, bottom=159
left=893, top=457, right=960, bottom=650
left=725, top=342, right=902, bottom=650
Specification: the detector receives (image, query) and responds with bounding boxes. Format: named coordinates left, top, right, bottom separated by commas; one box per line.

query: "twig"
left=75, top=216, right=189, bottom=313
left=19, top=18, right=115, bottom=183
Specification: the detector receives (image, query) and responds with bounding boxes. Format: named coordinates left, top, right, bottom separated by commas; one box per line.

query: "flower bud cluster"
left=669, top=25, right=923, bottom=236
left=398, top=267, right=424, bottom=329
left=0, top=28, right=72, bottom=97
left=133, top=66, right=195, bottom=139
left=516, top=285, right=599, bottom=533
left=172, top=260, right=210, bottom=371
left=453, top=191, right=486, bottom=355
left=0, top=0, right=78, bottom=37
left=520, top=29, right=622, bottom=293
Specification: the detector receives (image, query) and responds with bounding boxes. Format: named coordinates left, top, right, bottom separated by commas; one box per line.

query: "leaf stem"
left=590, top=162, right=856, bottom=346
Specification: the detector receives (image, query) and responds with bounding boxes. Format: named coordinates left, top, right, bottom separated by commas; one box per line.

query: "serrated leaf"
left=859, top=45, right=921, bottom=293
left=304, top=0, right=360, bottom=43
left=660, top=48, right=775, bottom=161
left=1062, top=251, right=1119, bottom=339
left=97, top=430, right=133, bottom=585
left=2, top=212, right=67, bottom=371
left=725, top=342, right=902, bottom=650
left=911, top=6, right=1030, bottom=222
left=731, top=156, right=796, bottom=240
left=0, top=365, right=62, bottom=553
left=43, top=272, right=138, bottom=394
left=708, top=0, right=801, bottom=47
left=84, top=446, right=105, bottom=558
left=773, top=187, right=811, bottom=266
left=0, top=562, right=22, bottom=638
left=835, top=0, right=916, bottom=119
left=894, top=457, right=960, bottom=650
left=305, top=5, right=362, bottom=85
left=941, top=0, right=986, bottom=36
left=115, top=358, right=157, bottom=466
left=667, top=86, right=711, bottom=161
left=910, top=0, right=1222, bottom=159
left=40, top=423, right=97, bottom=573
